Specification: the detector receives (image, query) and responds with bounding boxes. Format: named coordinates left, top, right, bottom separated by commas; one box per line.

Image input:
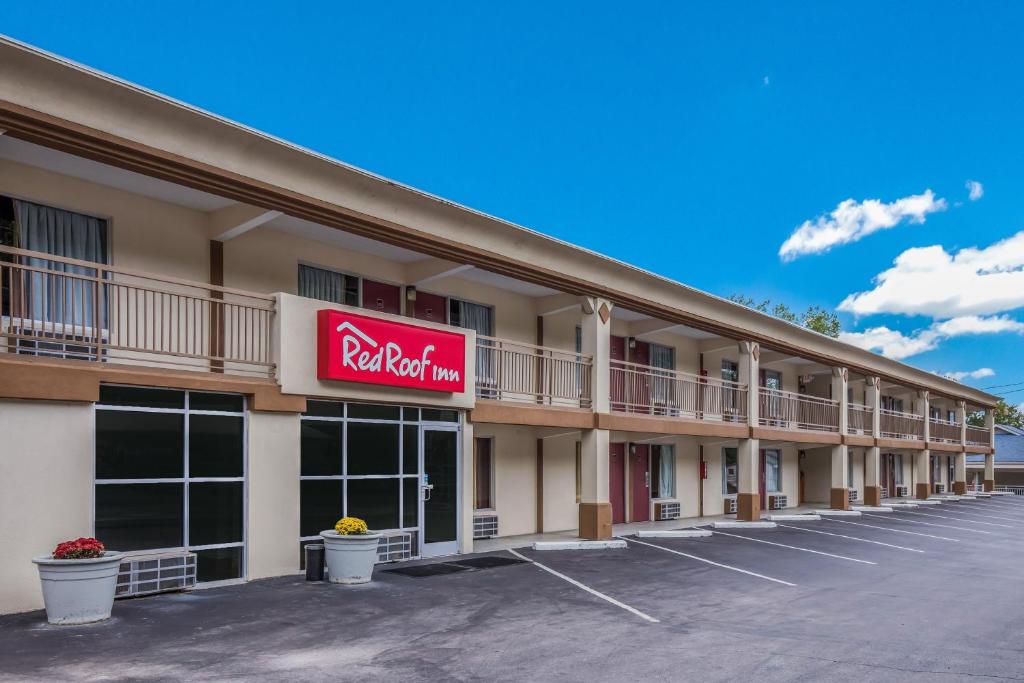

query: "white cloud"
left=763, top=75, right=770, bottom=86
left=839, top=231, right=1024, bottom=318
left=838, top=315, right=1024, bottom=360
left=779, top=190, right=946, bottom=261
left=966, top=179, right=984, bottom=201
left=937, top=368, right=995, bottom=382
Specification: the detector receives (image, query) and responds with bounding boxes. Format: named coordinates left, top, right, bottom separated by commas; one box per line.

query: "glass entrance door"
left=421, top=426, right=460, bottom=558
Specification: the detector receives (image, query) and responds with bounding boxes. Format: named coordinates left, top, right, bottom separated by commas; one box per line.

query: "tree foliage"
left=967, top=399, right=1022, bottom=429
left=728, top=295, right=841, bottom=338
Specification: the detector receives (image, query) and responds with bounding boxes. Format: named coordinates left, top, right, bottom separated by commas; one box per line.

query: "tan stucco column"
left=915, top=449, right=931, bottom=499
left=247, top=411, right=301, bottom=579
left=953, top=451, right=967, bottom=495
left=984, top=453, right=995, bottom=491
left=579, top=297, right=613, bottom=539
left=830, top=368, right=850, bottom=510
left=864, top=447, right=882, bottom=505
left=737, top=341, right=760, bottom=521
left=460, top=420, right=475, bottom=554
left=916, top=390, right=930, bottom=443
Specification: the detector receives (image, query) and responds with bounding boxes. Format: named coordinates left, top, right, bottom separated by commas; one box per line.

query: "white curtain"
left=456, top=300, right=494, bottom=390
left=649, top=343, right=674, bottom=410
left=15, top=199, right=108, bottom=327
left=298, top=264, right=346, bottom=304
left=657, top=446, right=674, bottom=498
left=765, top=450, right=780, bottom=492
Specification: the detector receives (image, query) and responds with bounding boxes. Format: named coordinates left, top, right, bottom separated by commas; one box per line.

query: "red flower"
left=53, top=537, right=105, bottom=560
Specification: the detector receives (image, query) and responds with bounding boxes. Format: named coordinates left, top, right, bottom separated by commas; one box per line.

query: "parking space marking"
left=507, top=549, right=660, bottom=623
left=926, top=509, right=1023, bottom=523
left=896, top=509, right=1013, bottom=528
left=865, top=513, right=992, bottom=534
left=777, top=524, right=925, bottom=553
left=710, top=530, right=876, bottom=564
left=620, top=536, right=797, bottom=587
left=823, top=517, right=959, bottom=541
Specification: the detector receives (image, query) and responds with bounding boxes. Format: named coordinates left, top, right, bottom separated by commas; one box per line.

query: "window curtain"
left=14, top=199, right=108, bottom=327
left=894, top=454, right=903, bottom=485
left=298, top=264, right=345, bottom=304
left=456, top=300, right=495, bottom=390
left=657, top=446, right=674, bottom=498
left=649, top=344, right=674, bottom=411
left=765, top=450, right=780, bottom=491
left=722, top=447, right=738, bottom=495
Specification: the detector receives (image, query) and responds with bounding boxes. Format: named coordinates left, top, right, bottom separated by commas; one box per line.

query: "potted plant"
left=320, top=517, right=381, bottom=584
left=32, top=538, right=124, bottom=625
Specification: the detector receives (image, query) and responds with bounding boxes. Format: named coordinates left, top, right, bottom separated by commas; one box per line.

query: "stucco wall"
left=474, top=423, right=537, bottom=537
left=246, top=411, right=301, bottom=580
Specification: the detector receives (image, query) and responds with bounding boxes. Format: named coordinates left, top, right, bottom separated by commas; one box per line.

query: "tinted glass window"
left=403, top=478, right=419, bottom=528
left=303, top=400, right=344, bottom=418
left=347, top=478, right=400, bottom=530
left=95, top=483, right=183, bottom=551
left=189, top=392, right=244, bottom=413
left=96, top=411, right=184, bottom=479
left=421, top=409, right=458, bottom=423
left=189, top=415, right=244, bottom=478
left=195, top=547, right=243, bottom=583
left=300, top=480, right=344, bottom=537
left=347, top=422, right=399, bottom=475
left=301, top=421, right=342, bottom=476
left=402, top=407, right=419, bottom=421
left=189, top=482, right=244, bottom=546
left=403, top=425, right=419, bottom=474
left=99, top=385, right=184, bottom=409
left=347, top=403, right=401, bottom=421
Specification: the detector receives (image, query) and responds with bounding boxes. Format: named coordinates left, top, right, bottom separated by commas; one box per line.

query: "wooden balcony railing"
left=880, top=409, right=925, bottom=440
left=847, top=402, right=873, bottom=435
left=610, top=360, right=747, bottom=422
left=0, top=245, right=275, bottom=377
left=758, top=388, right=839, bottom=432
left=929, top=417, right=962, bottom=444
left=966, top=425, right=992, bottom=447
left=475, top=335, right=592, bottom=408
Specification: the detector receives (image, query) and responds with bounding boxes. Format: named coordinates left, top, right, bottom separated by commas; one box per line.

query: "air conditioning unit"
left=880, top=486, right=889, bottom=499
left=725, top=497, right=738, bottom=514
left=115, top=552, right=196, bottom=599
left=934, top=483, right=946, bottom=494
left=654, top=502, right=681, bottom=520
left=376, top=531, right=415, bottom=562
left=473, top=514, right=499, bottom=539
left=895, top=485, right=909, bottom=498
left=768, top=495, right=788, bottom=510
left=848, top=489, right=859, bottom=503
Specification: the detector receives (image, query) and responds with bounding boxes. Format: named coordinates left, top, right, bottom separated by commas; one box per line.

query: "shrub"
left=53, top=537, right=105, bottom=560
left=334, top=517, right=369, bottom=535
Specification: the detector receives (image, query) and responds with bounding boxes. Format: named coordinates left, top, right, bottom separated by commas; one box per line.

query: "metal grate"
left=769, top=495, right=788, bottom=510
left=655, top=501, right=681, bottom=520
left=895, top=485, right=908, bottom=498
left=725, top=497, right=738, bottom=514
left=880, top=486, right=889, bottom=499
left=934, top=483, right=946, bottom=494
left=473, top=514, right=499, bottom=539
left=115, top=552, right=196, bottom=598
left=848, top=489, right=859, bottom=503
left=376, top=531, right=415, bottom=563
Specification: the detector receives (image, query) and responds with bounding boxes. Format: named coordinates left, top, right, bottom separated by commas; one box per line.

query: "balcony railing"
left=475, top=335, right=592, bottom=408
left=966, top=425, right=992, bottom=447
left=0, top=245, right=275, bottom=377
left=880, top=409, right=925, bottom=440
left=847, top=402, right=873, bottom=435
left=758, top=388, right=839, bottom=433
left=609, top=360, right=747, bottom=422
left=929, top=417, right=962, bottom=444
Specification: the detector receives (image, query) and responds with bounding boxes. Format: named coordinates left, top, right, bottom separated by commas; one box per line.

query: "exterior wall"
left=474, top=423, right=537, bottom=537
left=542, top=433, right=579, bottom=533
left=246, top=411, right=301, bottom=580
left=802, top=447, right=832, bottom=504
left=0, top=399, right=94, bottom=614
left=702, top=442, right=728, bottom=516
left=849, top=449, right=865, bottom=499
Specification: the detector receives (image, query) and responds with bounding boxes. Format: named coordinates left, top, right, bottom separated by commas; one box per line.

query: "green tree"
left=967, top=399, right=1022, bottom=428
left=728, top=295, right=841, bottom=338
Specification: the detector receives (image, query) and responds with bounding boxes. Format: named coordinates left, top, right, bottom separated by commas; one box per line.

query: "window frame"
left=650, top=444, right=675, bottom=500
left=722, top=447, right=738, bottom=495
left=297, top=261, right=361, bottom=307
left=765, top=449, right=782, bottom=493
left=473, top=436, right=496, bottom=511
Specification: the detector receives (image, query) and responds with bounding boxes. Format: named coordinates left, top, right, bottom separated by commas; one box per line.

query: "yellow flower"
left=334, top=516, right=369, bottom=535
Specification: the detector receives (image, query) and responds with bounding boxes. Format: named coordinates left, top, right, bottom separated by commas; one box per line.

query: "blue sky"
left=3, top=2, right=1023, bottom=398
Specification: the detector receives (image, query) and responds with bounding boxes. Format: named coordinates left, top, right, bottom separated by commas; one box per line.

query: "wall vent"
left=654, top=502, right=681, bottom=520
left=376, top=531, right=415, bottom=563
left=115, top=552, right=196, bottom=599
left=473, top=514, right=498, bottom=539
left=768, top=495, right=788, bottom=510
left=725, top=497, right=738, bottom=514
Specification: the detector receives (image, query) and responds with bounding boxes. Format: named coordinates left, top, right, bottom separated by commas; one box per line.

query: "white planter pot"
left=320, top=531, right=381, bottom=584
left=32, top=552, right=125, bottom=625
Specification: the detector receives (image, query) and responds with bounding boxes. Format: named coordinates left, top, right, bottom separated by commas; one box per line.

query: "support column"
left=737, top=341, right=760, bottom=521
left=865, top=376, right=882, bottom=505
left=953, top=451, right=967, bottom=495
left=915, top=449, right=931, bottom=500
left=830, top=368, right=850, bottom=509
left=916, top=390, right=930, bottom=443
left=459, top=420, right=475, bottom=554
left=985, top=409, right=996, bottom=491
left=579, top=297, right=612, bottom=539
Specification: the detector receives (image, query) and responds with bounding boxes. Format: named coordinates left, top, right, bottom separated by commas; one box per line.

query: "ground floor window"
left=94, top=385, right=246, bottom=583
left=722, top=447, right=738, bottom=495
left=651, top=445, right=675, bottom=499
left=894, top=454, right=904, bottom=485
left=765, top=449, right=781, bottom=492
left=474, top=437, right=494, bottom=510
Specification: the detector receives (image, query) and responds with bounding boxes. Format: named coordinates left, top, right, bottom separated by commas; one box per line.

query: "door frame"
left=420, top=423, right=461, bottom=558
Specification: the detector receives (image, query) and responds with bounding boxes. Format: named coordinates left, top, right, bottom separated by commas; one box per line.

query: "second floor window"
left=721, top=359, right=739, bottom=383
left=298, top=264, right=358, bottom=307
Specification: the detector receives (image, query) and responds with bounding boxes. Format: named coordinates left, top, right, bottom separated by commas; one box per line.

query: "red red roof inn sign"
left=317, top=309, right=466, bottom=392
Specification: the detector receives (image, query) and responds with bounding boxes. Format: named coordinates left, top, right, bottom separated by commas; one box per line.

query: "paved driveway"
left=4, top=496, right=1024, bottom=682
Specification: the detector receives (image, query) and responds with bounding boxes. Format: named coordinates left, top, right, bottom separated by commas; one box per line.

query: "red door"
left=361, top=279, right=401, bottom=315
left=610, top=335, right=626, bottom=411
left=412, top=291, right=447, bottom=323
left=609, top=443, right=626, bottom=524
left=630, top=444, right=650, bottom=522
left=759, top=449, right=767, bottom=510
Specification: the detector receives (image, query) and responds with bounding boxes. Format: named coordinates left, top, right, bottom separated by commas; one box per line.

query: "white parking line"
left=925, top=509, right=1023, bottom=523
left=864, top=513, right=992, bottom=534
left=620, top=536, right=797, bottom=587
left=711, top=530, right=876, bottom=564
left=896, top=509, right=1013, bottom=528
left=777, top=524, right=925, bottom=553
left=823, top=517, right=959, bottom=541
left=507, top=548, right=659, bottom=623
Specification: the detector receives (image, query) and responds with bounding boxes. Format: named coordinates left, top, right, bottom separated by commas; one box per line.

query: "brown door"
left=630, top=444, right=650, bottom=522
left=609, top=443, right=626, bottom=524
left=610, top=335, right=627, bottom=411
left=361, top=279, right=401, bottom=315
left=412, top=291, right=447, bottom=323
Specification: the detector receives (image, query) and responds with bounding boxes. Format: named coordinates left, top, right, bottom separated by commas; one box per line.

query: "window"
left=298, top=263, right=359, bottom=306
left=474, top=437, right=494, bottom=510
left=722, top=447, right=738, bottom=495
left=721, top=360, right=739, bottom=383
left=762, top=370, right=782, bottom=390
left=650, top=445, right=675, bottom=499
left=452, top=298, right=495, bottom=392
left=894, top=454, right=904, bottom=485
left=848, top=453, right=854, bottom=490
left=95, top=386, right=245, bottom=583
left=575, top=441, right=582, bottom=503
left=881, top=396, right=904, bottom=412
left=765, top=449, right=781, bottom=492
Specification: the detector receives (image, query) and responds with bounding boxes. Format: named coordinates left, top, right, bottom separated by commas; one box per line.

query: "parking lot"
left=4, top=496, right=1024, bottom=682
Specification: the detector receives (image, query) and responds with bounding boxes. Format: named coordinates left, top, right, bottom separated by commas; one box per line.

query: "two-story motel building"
left=0, top=38, right=999, bottom=614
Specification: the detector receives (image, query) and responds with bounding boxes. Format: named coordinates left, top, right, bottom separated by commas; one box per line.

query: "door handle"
left=645, top=471, right=650, bottom=488
left=422, top=483, right=434, bottom=501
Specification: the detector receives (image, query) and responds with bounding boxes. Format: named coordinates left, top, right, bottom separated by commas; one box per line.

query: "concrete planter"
left=32, top=552, right=124, bottom=625
left=320, top=531, right=381, bottom=584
